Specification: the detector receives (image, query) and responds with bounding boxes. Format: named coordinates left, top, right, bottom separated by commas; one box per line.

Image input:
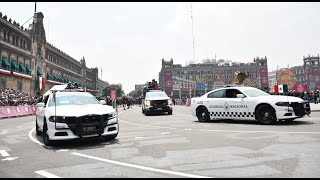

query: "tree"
left=128, top=89, right=143, bottom=98
left=103, top=84, right=123, bottom=97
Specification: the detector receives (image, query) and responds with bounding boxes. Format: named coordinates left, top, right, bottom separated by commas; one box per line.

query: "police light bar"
left=148, top=90, right=162, bottom=92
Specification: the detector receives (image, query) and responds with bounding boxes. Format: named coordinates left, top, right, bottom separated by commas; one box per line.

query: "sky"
left=1, top=2, right=320, bottom=93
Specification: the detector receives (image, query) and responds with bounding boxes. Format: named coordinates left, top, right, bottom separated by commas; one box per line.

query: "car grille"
left=152, top=100, right=167, bottom=107
left=290, top=102, right=310, bottom=117
left=64, top=114, right=110, bottom=136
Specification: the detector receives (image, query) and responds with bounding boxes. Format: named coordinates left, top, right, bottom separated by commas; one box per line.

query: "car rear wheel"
left=256, top=105, right=276, bottom=125
left=196, top=107, right=210, bottom=122
left=168, top=110, right=172, bottom=115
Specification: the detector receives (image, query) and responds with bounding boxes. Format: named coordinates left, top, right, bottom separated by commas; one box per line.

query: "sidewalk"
left=310, top=103, right=320, bottom=112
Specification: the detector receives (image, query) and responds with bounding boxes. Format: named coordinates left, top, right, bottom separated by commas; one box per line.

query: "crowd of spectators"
left=0, top=87, right=39, bottom=106
left=269, top=90, right=320, bottom=104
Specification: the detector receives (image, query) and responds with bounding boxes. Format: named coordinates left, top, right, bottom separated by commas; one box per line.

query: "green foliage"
left=128, top=89, right=143, bottom=98
left=103, top=84, right=123, bottom=97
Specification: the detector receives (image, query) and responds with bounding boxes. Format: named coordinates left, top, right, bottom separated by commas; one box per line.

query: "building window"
left=19, top=38, right=22, bottom=48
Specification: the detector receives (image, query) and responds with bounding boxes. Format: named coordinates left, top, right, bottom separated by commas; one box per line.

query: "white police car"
left=36, top=83, right=118, bottom=146
left=142, top=90, right=173, bottom=116
left=190, top=86, right=311, bottom=124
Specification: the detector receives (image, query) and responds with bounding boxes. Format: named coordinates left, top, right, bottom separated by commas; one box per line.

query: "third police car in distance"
left=190, top=86, right=311, bottom=125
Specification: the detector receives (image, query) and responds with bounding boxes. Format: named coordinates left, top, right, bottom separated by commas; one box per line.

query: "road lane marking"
left=162, top=132, right=170, bottom=135
left=2, top=157, right=18, bottom=161
left=119, top=118, right=176, bottom=130
left=200, top=129, right=320, bottom=134
left=134, top=137, right=143, bottom=139
left=56, top=149, right=69, bottom=152
left=184, top=128, right=192, bottom=131
left=35, top=170, right=61, bottom=178
left=0, top=150, right=10, bottom=157
left=28, top=127, right=44, bottom=146
left=17, top=126, right=22, bottom=128
left=0, top=131, right=7, bottom=135
left=71, top=152, right=211, bottom=178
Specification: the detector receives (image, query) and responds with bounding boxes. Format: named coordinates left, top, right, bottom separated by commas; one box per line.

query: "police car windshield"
left=48, top=94, right=99, bottom=106
left=146, top=92, right=168, bottom=98
left=242, top=88, right=270, bottom=97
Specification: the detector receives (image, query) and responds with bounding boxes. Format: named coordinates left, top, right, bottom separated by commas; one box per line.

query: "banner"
left=196, top=82, right=206, bottom=90
left=110, top=90, right=117, bottom=101
left=0, top=105, right=36, bottom=119
left=39, top=77, right=45, bottom=91
left=163, top=69, right=173, bottom=96
left=293, top=84, right=307, bottom=93
left=259, top=67, right=269, bottom=89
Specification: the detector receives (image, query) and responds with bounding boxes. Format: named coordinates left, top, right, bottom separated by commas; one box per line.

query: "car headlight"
left=168, top=99, right=173, bottom=105
left=275, top=102, right=290, bottom=106
left=104, top=112, right=116, bottom=120
left=146, top=100, right=151, bottom=106
left=49, top=116, right=66, bottom=123
left=107, top=112, right=118, bottom=125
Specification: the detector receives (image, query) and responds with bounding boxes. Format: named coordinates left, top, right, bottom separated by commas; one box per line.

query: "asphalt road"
left=1, top=105, right=320, bottom=178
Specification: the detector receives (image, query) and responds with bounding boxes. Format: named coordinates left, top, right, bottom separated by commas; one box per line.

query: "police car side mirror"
left=236, top=94, right=245, bottom=98
left=100, top=100, right=107, bottom=105
left=37, top=102, right=45, bottom=108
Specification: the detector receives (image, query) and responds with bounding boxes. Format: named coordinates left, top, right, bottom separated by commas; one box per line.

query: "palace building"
left=0, top=11, right=108, bottom=96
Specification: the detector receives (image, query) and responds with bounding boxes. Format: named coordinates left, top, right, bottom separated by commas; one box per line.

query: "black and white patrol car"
left=190, top=86, right=311, bottom=124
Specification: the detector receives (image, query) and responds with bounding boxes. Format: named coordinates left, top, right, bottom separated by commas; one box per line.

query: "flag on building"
left=39, top=77, right=45, bottom=91
left=274, top=84, right=288, bottom=94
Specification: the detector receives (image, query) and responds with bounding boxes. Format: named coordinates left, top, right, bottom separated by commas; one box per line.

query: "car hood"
left=263, top=95, right=304, bottom=103
left=146, top=97, right=170, bottom=101
left=46, top=104, right=115, bottom=117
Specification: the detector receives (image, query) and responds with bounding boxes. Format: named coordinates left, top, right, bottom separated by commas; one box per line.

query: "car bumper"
left=145, top=106, right=172, bottom=112
left=276, top=102, right=311, bottom=120
left=47, top=123, right=118, bottom=141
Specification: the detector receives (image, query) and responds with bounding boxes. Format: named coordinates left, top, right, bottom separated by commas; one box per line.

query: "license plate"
left=157, top=108, right=162, bottom=110
left=83, top=126, right=96, bottom=131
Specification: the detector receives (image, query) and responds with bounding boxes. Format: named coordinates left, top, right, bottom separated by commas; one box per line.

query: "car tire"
left=168, top=110, right=172, bottom=115
left=142, top=108, right=145, bottom=114
left=196, top=107, right=210, bottom=122
left=36, top=119, right=41, bottom=136
left=256, top=105, right=277, bottom=125
left=145, top=111, right=151, bottom=116
left=43, top=122, right=54, bottom=146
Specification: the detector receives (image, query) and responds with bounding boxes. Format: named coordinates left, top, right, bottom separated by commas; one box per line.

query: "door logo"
left=224, top=102, right=230, bottom=111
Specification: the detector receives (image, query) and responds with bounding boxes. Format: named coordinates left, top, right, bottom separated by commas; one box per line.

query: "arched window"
left=23, top=40, right=26, bottom=49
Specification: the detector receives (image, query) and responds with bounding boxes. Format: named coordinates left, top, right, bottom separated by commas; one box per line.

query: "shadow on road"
left=193, top=119, right=314, bottom=126
left=35, top=134, right=123, bottom=150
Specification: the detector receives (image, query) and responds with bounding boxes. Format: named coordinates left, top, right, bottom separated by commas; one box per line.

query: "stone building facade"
left=0, top=11, right=108, bottom=96
left=159, top=57, right=268, bottom=97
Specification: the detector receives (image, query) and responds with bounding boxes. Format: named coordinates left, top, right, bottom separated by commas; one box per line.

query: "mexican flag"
left=39, top=77, right=45, bottom=91
left=274, top=84, right=288, bottom=93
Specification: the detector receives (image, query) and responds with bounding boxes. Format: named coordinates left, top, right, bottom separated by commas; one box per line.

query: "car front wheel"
left=43, top=122, right=54, bottom=146
left=256, top=105, right=277, bottom=125
left=196, top=107, right=210, bottom=122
